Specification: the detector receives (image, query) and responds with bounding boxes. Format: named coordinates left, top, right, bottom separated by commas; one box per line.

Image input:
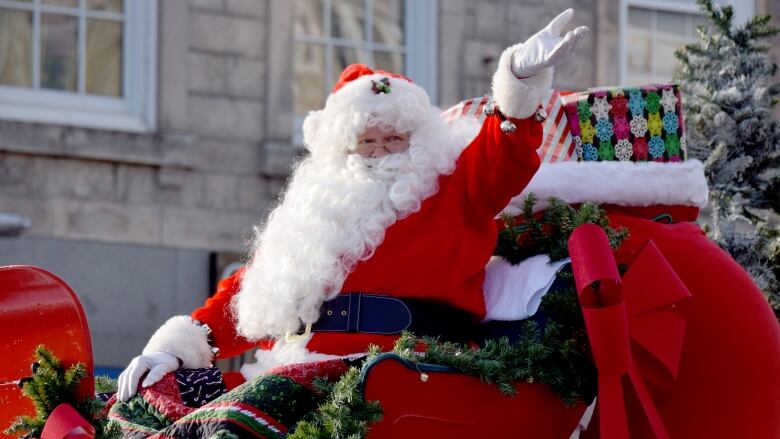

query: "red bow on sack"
left=568, top=224, right=691, bottom=439
left=40, top=404, right=95, bottom=439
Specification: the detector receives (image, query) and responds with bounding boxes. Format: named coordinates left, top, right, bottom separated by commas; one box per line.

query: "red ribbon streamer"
left=569, top=224, right=691, bottom=438
left=41, top=403, right=95, bottom=439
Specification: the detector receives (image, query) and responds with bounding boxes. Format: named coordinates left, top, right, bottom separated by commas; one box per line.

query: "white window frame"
left=0, top=0, right=157, bottom=132
left=619, top=0, right=755, bottom=84
left=292, top=0, right=437, bottom=145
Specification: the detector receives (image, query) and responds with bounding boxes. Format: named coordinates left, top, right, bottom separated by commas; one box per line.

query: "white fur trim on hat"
left=143, top=315, right=214, bottom=369
left=502, top=159, right=709, bottom=215
left=491, top=43, right=553, bottom=119
left=302, top=73, right=433, bottom=156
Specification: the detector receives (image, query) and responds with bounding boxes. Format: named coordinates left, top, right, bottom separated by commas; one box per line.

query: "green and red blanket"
left=107, top=359, right=354, bottom=438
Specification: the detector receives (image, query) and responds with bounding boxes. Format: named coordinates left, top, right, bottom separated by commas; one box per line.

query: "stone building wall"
left=0, top=0, right=274, bottom=253
left=0, top=0, right=277, bottom=366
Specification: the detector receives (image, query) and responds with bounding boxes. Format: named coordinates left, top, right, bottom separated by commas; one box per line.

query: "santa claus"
left=117, top=9, right=589, bottom=402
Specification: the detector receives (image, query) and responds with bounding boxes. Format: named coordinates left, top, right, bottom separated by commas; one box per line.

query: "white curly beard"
left=231, top=110, right=480, bottom=341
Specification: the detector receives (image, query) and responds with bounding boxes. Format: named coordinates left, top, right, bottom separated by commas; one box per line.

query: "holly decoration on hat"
left=371, top=77, right=391, bottom=94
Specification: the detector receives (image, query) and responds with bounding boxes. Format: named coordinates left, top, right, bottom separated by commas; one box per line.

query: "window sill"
left=0, top=86, right=156, bottom=133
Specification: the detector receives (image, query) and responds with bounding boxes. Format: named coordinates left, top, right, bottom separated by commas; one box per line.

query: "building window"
left=292, top=0, right=437, bottom=143
left=620, top=0, right=754, bottom=85
left=0, top=0, right=157, bottom=132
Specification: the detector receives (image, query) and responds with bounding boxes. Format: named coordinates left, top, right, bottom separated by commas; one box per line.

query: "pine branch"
left=494, top=195, right=628, bottom=264
left=3, top=346, right=119, bottom=439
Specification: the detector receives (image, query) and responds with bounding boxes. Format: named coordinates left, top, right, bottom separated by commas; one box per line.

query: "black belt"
left=311, top=293, right=477, bottom=343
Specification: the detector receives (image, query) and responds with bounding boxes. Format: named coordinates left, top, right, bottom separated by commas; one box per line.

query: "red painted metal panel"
left=0, top=266, right=93, bottom=438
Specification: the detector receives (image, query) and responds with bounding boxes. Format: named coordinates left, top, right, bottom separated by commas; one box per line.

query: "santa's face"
left=353, top=125, right=411, bottom=158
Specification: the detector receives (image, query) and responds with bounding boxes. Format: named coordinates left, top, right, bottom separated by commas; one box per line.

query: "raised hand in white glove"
left=511, top=8, right=589, bottom=79
left=117, top=351, right=180, bottom=402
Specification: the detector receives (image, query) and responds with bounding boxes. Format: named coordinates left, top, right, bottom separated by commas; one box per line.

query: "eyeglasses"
left=353, top=133, right=410, bottom=157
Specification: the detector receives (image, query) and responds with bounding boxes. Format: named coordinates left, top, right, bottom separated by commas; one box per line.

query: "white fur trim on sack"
left=143, top=315, right=214, bottom=369
left=491, top=43, right=553, bottom=119
left=503, top=159, right=709, bottom=215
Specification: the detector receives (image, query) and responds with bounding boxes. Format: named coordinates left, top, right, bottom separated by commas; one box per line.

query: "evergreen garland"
left=289, top=346, right=384, bottom=439
left=675, top=0, right=780, bottom=316
left=392, top=271, right=596, bottom=407
left=4, top=345, right=121, bottom=439
left=495, top=193, right=628, bottom=264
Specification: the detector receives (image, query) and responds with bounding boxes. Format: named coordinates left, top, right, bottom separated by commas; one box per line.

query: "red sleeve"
left=191, top=267, right=258, bottom=359
left=456, top=113, right=543, bottom=217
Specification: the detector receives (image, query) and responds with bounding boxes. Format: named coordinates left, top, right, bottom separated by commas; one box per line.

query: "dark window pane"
left=373, top=0, right=403, bottom=46
left=332, top=46, right=369, bottom=81
left=87, top=0, right=123, bottom=12
left=374, top=50, right=403, bottom=74
left=628, top=7, right=652, bottom=30
left=0, top=9, right=33, bottom=87
left=626, top=31, right=652, bottom=75
left=295, top=43, right=326, bottom=114
left=41, top=13, right=78, bottom=91
left=42, top=0, right=79, bottom=7
left=332, top=0, right=365, bottom=41
left=657, top=10, right=688, bottom=36
left=295, top=0, right=324, bottom=37
left=86, top=19, right=122, bottom=96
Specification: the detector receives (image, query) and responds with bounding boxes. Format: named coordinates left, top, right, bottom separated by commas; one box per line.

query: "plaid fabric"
left=441, top=90, right=577, bottom=164
left=107, top=359, right=352, bottom=438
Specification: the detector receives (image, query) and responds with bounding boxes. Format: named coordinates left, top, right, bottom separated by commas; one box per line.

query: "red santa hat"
left=330, top=63, right=413, bottom=93
left=302, top=64, right=434, bottom=155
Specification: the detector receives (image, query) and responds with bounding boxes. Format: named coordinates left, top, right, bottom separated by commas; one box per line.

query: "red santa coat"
left=192, top=114, right=543, bottom=358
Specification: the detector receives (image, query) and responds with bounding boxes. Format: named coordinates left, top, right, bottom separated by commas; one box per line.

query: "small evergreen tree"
left=676, top=0, right=780, bottom=316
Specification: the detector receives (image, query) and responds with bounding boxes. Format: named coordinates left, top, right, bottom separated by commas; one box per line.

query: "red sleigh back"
left=0, top=266, right=94, bottom=438
left=361, top=353, right=587, bottom=438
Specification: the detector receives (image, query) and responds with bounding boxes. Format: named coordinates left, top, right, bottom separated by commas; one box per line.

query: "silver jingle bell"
left=534, top=107, right=547, bottom=123
left=500, top=119, right=517, bottom=134
left=484, top=100, right=496, bottom=116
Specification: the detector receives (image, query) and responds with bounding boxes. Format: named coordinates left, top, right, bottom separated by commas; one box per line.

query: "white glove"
left=117, top=351, right=180, bottom=402
left=510, top=8, right=589, bottom=79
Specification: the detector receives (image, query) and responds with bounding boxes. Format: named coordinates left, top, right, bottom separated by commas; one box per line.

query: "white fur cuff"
left=491, top=43, right=553, bottom=119
left=503, top=159, right=709, bottom=215
left=143, top=315, right=214, bottom=369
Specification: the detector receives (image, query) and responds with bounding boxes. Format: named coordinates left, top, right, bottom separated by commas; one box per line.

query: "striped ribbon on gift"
left=442, top=90, right=576, bottom=163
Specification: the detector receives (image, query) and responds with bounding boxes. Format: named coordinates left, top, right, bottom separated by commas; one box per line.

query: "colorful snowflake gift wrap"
left=561, top=84, right=687, bottom=162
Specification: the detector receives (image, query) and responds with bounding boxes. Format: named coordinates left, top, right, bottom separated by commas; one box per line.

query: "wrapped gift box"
left=561, top=84, right=687, bottom=162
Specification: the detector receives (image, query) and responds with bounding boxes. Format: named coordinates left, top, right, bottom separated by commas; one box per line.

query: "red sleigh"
left=0, top=225, right=716, bottom=438
left=0, top=265, right=588, bottom=438
left=0, top=266, right=95, bottom=439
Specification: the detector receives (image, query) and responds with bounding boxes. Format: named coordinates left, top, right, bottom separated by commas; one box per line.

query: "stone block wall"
left=0, top=0, right=276, bottom=254
left=0, top=0, right=279, bottom=366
